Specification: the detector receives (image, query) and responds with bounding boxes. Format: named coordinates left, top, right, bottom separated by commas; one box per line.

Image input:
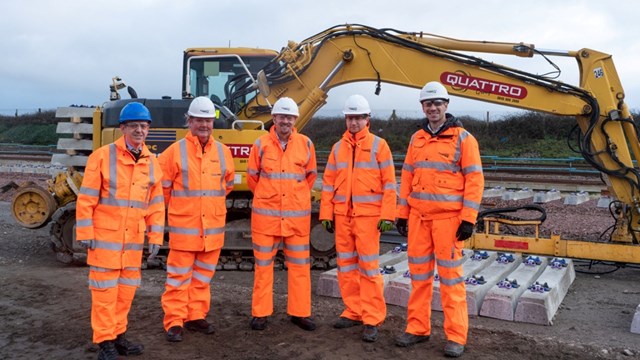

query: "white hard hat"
left=271, top=97, right=299, bottom=116
left=188, top=96, right=216, bottom=118
left=342, top=94, right=371, bottom=115
left=419, top=81, right=449, bottom=102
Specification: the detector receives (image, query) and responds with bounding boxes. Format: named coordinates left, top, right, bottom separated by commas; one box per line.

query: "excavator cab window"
left=186, top=55, right=273, bottom=126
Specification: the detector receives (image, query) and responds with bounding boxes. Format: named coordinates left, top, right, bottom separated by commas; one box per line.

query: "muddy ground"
left=2, top=175, right=640, bottom=359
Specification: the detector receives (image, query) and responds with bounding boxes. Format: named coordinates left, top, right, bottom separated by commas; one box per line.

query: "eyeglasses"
left=123, top=122, right=150, bottom=130
left=422, top=100, right=447, bottom=108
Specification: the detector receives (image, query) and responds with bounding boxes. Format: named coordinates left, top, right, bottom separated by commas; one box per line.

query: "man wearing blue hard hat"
left=76, top=102, right=165, bottom=360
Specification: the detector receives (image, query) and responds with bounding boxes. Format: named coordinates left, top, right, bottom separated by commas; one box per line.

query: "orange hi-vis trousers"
left=89, top=266, right=141, bottom=344
left=335, top=215, right=386, bottom=326
left=251, top=232, right=311, bottom=317
left=405, top=213, right=468, bottom=345
left=162, top=248, right=221, bottom=330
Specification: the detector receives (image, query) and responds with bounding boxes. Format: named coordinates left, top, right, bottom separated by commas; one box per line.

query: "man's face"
left=421, top=99, right=448, bottom=125
left=272, top=114, right=296, bottom=139
left=120, top=121, right=150, bottom=148
left=345, top=114, right=369, bottom=134
left=187, top=116, right=214, bottom=143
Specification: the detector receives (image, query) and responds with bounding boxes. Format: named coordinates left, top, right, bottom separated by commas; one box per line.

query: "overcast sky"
left=2, top=0, right=639, bottom=119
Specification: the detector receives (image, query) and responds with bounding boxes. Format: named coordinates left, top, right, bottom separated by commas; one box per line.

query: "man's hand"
left=456, top=221, right=475, bottom=241
left=395, top=218, right=408, bottom=237
left=321, top=220, right=334, bottom=234
left=377, top=219, right=394, bottom=232
left=78, top=240, right=92, bottom=250
left=148, top=244, right=160, bottom=261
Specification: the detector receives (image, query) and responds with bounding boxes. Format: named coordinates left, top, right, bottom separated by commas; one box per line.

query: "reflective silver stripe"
left=89, top=278, right=118, bottom=288
left=408, top=254, right=435, bottom=264
left=108, top=143, right=117, bottom=199
left=253, top=243, right=275, bottom=253
left=79, top=187, right=100, bottom=197
left=325, top=163, right=337, bottom=171
left=166, top=265, right=192, bottom=275
left=204, top=226, right=225, bottom=236
left=352, top=195, right=382, bottom=203
left=124, top=243, right=144, bottom=251
left=123, top=267, right=139, bottom=271
left=166, top=277, right=191, bottom=288
left=454, top=130, right=468, bottom=164
left=118, top=277, right=141, bottom=286
left=149, top=158, right=157, bottom=186
left=411, top=270, right=435, bottom=281
left=168, top=226, right=200, bottom=235
left=285, top=255, right=310, bottom=265
left=402, top=163, right=414, bottom=172
left=359, top=253, right=379, bottom=262
left=439, top=276, right=465, bottom=286
left=171, top=189, right=226, bottom=197
left=322, top=185, right=334, bottom=192
left=259, top=171, right=305, bottom=181
left=378, top=159, right=394, bottom=169
left=306, top=138, right=312, bottom=163
left=337, top=251, right=358, bottom=259
left=463, top=199, right=481, bottom=211
left=413, top=160, right=459, bottom=172
left=93, top=240, right=123, bottom=251
left=247, top=168, right=259, bottom=176
left=410, top=192, right=463, bottom=202
left=336, top=162, right=348, bottom=169
left=256, top=138, right=263, bottom=159
left=179, top=139, right=189, bottom=190
left=149, top=195, right=164, bottom=205
left=162, top=180, right=173, bottom=187
left=215, top=141, right=227, bottom=191
left=436, top=257, right=466, bottom=268
left=147, top=224, right=164, bottom=233
left=76, top=219, right=93, bottom=227
left=256, top=258, right=274, bottom=266
left=99, top=198, right=147, bottom=209
left=284, top=243, right=309, bottom=252
left=90, top=266, right=111, bottom=272
left=398, top=198, right=408, bottom=206
left=383, top=182, right=396, bottom=191
left=360, top=267, right=380, bottom=277
left=334, top=194, right=346, bottom=202
left=354, top=161, right=379, bottom=169
left=195, top=259, right=217, bottom=271
left=462, top=164, right=483, bottom=175
left=252, top=207, right=311, bottom=217
left=338, top=263, right=358, bottom=273
left=192, top=270, right=212, bottom=284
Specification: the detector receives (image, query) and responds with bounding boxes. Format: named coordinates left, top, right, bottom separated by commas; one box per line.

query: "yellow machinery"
left=12, top=24, right=640, bottom=266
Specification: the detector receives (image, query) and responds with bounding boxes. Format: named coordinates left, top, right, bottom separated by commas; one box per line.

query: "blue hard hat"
left=119, top=102, right=152, bottom=123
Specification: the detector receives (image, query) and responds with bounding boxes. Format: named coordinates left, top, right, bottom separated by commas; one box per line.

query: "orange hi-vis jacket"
left=158, top=133, right=235, bottom=251
left=76, top=137, right=165, bottom=269
left=397, top=119, right=484, bottom=223
left=320, top=127, right=397, bottom=221
left=247, top=127, right=317, bottom=236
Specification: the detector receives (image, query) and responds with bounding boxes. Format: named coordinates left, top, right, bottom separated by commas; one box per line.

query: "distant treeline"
left=2, top=110, right=639, bottom=158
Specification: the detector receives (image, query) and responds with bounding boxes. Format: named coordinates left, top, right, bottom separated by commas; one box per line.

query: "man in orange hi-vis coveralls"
left=247, top=97, right=318, bottom=332
left=319, top=94, right=396, bottom=343
left=76, top=102, right=165, bottom=360
left=395, top=82, right=484, bottom=358
left=159, top=96, right=235, bottom=343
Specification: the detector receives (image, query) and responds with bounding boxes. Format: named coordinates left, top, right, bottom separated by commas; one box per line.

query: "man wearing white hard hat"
left=159, top=96, right=235, bottom=342
left=395, top=82, right=484, bottom=358
left=247, top=97, right=318, bottom=332
left=319, top=94, right=397, bottom=343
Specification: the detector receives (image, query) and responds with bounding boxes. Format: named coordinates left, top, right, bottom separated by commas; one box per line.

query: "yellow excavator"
left=10, top=24, right=640, bottom=267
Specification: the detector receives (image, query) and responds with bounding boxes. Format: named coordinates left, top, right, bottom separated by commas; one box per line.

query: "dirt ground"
left=2, top=176, right=640, bottom=359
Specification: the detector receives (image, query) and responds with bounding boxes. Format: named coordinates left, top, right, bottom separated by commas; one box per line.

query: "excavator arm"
left=234, top=24, right=640, bottom=258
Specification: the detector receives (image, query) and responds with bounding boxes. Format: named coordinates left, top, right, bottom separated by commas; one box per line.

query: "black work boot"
left=185, top=319, right=215, bottom=334
left=444, top=340, right=465, bottom=357
left=362, top=325, right=378, bottom=342
left=290, top=316, right=316, bottom=331
left=114, top=333, right=144, bottom=356
left=166, top=326, right=184, bottom=342
left=333, top=316, right=362, bottom=329
left=97, top=340, right=121, bottom=360
left=250, top=317, right=268, bottom=331
left=395, top=332, right=430, bottom=347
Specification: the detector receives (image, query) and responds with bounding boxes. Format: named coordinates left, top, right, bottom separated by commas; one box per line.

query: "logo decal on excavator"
left=441, top=72, right=527, bottom=99
left=227, top=144, right=252, bottom=158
